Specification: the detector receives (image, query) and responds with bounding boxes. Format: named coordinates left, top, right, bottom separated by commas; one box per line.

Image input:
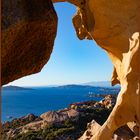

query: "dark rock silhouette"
left=1, top=0, right=57, bottom=85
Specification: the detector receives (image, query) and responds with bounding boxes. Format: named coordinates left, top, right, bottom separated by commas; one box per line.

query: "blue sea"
left=2, top=86, right=119, bottom=122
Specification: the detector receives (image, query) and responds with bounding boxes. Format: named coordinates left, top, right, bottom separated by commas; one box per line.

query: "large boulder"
left=40, top=109, right=79, bottom=123
left=79, top=120, right=138, bottom=140
left=1, top=0, right=58, bottom=85
left=66, top=109, right=79, bottom=118
left=40, top=111, right=69, bottom=123
left=79, top=120, right=101, bottom=140
left=94, top=95, right=116, bottom=109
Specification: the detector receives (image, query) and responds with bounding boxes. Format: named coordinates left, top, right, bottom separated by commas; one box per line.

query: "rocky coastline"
left=1, top=95, right=139, bottom=140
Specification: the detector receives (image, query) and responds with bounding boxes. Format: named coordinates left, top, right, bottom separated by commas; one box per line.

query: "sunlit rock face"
left=2, top=0, right=139, bottom=139
left=1, top=0, right=58, bottom=85
left=53, top=0, right=140, bottom=139
left=79, top=120, right=139, bottom=140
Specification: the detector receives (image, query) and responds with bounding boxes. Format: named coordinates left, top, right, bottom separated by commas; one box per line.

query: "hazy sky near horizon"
left=8, top=2, right=113, bottom=87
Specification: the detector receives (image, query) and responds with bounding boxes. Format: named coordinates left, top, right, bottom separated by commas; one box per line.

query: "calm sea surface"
left=2, top=87, right=117, bottom=122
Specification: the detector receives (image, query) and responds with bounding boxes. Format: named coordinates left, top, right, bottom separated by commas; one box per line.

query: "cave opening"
left=7, top=2, right=113, bottom=87
left=2, top=2, right=118, bottom=125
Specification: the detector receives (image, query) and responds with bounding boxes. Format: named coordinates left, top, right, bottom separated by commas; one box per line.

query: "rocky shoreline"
left=1, top=95, right=139, bottom=140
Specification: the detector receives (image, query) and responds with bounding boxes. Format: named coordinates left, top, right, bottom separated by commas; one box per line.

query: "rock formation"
left=1, top=0, right=57, bottom=85
left=1, top=0, right=140, bottom=139
left=94, top=95, right=116, bottom=109
left=52, top=0, right=140, bottom=139
left=40, top=109, right=79, bottom=123
left=79, top=120, right=139, bottom=140
left=2, top=96, right=138, bottom=139
left=1, top=96, right=113, bottom=139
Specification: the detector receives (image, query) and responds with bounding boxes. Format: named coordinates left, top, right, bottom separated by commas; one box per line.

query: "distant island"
left=2, top=85, right=34, bottom=91
left=56, top=84, right=96, bottom=89
left=56, top=84, right=120, bottom=89
left=53, top=84, right=120, bottom=95
left=2, top=84, right=120, bottom=94
left=46, top=81, right=120, bottom=88
left=83, top=81, right=120, bottom=88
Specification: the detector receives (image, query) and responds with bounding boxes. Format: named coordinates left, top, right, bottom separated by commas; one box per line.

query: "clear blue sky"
left=9, top=2, right=113, bottom=87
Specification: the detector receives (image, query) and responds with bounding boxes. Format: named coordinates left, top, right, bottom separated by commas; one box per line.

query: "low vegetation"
left=2, top=107, right=112, bottom=140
